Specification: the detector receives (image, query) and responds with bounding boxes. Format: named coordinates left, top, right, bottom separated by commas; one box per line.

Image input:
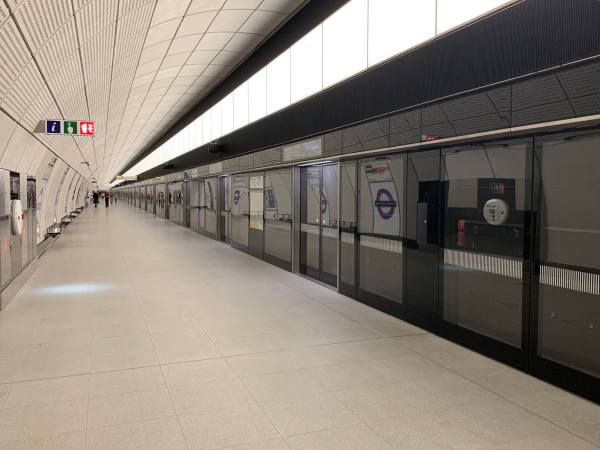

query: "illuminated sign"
left=80, top=121, right=94, bottom=135
left=46, top=120, right=61, bottom=134
left=42, top=120, right=95, bottom=136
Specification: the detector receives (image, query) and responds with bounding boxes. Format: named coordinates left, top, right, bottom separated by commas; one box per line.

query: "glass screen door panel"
left=300, top=166, right=321, bottom=280
left=441, top=140, right=529, bottom=348
left=536, top=132, right=600, bottom=378
left=299, top=164, right=338, bottom=286
left=406, top=150, right=441, bottom=326
left=340, top=162, right=357, bottom=297
left=358, top=155, right=405, bottom=305
left=204, top=178, right=217, bottom=238
left=190, top=180, right=200, bottom=232
left=231, top=174, right=249, bottom=250
left=321, top=164, right=338, bottom=286
left=220, top=176, right=231, bottom=243
left=264, top=168, right=293, bottom=270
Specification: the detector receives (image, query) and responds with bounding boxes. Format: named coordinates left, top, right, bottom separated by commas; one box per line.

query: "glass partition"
left=204, top=178, right=218, bottom=238
left=300, top=164, right=338, bottom=286
left=536, top=132, right=600, bottom=378
left=264, top=169, right=293, bottom=270
left=231, top=174, right=249, bottom=250
left=441, top=140, right=529, bottom=348
left=189, top=179, right=201, bottom=233
left=358, top=155, right=405, bottom=305
left=340, top=161, right=357, bottom=297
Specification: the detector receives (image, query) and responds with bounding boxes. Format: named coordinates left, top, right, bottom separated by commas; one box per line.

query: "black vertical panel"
left=220, top=134, right=236, bottom=158
left=321, top=75, right=368, bottom=130
left=527, top=0, right=564, bottom=69
left=561, top=0, right=600, bottom=64
left=288, top=96, right=322, bottom=141
left=265, top=108, right=291, bottom=146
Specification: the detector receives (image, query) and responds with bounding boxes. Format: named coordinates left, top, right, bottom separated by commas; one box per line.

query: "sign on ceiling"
left=43, top=120, right=95, bottom=136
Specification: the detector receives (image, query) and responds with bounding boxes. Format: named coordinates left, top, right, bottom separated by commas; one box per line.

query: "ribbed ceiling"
left=0, top=0, right=305, bottom=185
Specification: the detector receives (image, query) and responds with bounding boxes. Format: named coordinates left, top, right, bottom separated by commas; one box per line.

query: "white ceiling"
left=0, top=0, right=305, bottom=185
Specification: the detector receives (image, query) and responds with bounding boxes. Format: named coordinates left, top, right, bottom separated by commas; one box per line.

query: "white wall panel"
left=221, top=93, right=234, bottom=136
left=368, top=0, right=436, bottom=66
left=290, top=25, right=322, bottom=103
left=233, top=81, right=249, bottom=129
left=266, top=49, right=290, bottom=114
left=437, top=0, right=511, bottom=33
left=248, top=67, right=266, bottom=122
left=322, top=0, right=368, bottom=88
left=211, top=102, right=222, bottom=141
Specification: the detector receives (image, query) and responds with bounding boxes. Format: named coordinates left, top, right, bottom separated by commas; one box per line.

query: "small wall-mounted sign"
left=115, top=175, right=138, bottom=181
left=40, top=120, right=95, bottom=136
left=46, top=120, right=61, bottom=134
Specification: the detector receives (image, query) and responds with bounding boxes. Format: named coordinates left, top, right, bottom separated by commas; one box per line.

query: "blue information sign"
left=46, top=120, right=61, bottom=134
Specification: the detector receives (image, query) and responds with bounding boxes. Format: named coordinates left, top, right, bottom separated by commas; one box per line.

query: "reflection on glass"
left=220, top=176, right=231, bottom=243
left=189, top=179, right=201, bottom=232
left=264, top=169, right=293, bottom=269
left=231, top=174, right=249, bottom=248
left=442, top=141, right=528, bottom=347
left=205, top=178, right=217, bottom=237
left=321, top=164, right=338, bottom=285
left=340, top=162, right=357, bottom=294
left=359, top=156, right=404, bottom=304
left=406, top=150, right=440, bottom=317
left=537, top=133, right=600, bottom=377
left=300, top=166, right=321, bottom=280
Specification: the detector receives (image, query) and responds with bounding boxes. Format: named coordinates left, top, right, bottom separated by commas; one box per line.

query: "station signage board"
left=43, top=120, right=95, bottom=136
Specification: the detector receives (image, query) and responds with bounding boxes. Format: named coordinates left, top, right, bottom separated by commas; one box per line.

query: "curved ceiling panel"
left=0, top=0, right=306, bottom=187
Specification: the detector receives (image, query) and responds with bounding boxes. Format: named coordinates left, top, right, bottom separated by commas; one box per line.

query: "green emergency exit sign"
left=63, top=121, right=78, bottom=135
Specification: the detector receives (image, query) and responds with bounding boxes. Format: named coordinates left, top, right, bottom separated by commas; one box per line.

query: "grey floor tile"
left=261, top=392, right=360, bottom=437
left=179, top=404, right=280, bottom=449
left=1, top=206, right=599, bottom=448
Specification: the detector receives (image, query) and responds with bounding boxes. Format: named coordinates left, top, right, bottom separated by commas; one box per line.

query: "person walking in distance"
left=105, top=192, right=110, bottom=207
left=93, top=191, right=99, bottom=208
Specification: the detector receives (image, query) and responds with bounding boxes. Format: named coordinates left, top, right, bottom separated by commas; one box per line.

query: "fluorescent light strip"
left=122, top=0, right=514, bottom=179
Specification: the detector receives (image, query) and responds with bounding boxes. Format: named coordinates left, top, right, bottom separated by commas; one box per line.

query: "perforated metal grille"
left=540, top=265, right=600, bottom=296
left=444, top=249, right=523, bottom=280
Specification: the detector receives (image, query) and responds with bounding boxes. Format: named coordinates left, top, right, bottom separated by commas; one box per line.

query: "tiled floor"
left=0, top=204, right=598, bottom=449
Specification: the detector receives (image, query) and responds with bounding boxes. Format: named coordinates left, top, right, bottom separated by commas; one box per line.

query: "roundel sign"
left=374, top=188, right=397, bottom=220
left=233, top=190, right=240, bottom=205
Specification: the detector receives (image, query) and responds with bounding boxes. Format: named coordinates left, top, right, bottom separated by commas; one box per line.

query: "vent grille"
left=360, top=235, right=403, bottom=254
left=443, top=249, right=523, bottom=280
left=540, top=265, right=600, bottom=296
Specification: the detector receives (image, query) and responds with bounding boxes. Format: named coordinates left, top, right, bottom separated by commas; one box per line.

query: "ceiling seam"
left=109, top=0, right=197, bottom=174
left=3, top=0, right=91, bottom=177
left=100, top=0, right=159, bottom=179
left=103, top=0, right=153, bottom=181
left=70, top=0, right=98, bottom=173
left=97, top=0, right=121, bottom=183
